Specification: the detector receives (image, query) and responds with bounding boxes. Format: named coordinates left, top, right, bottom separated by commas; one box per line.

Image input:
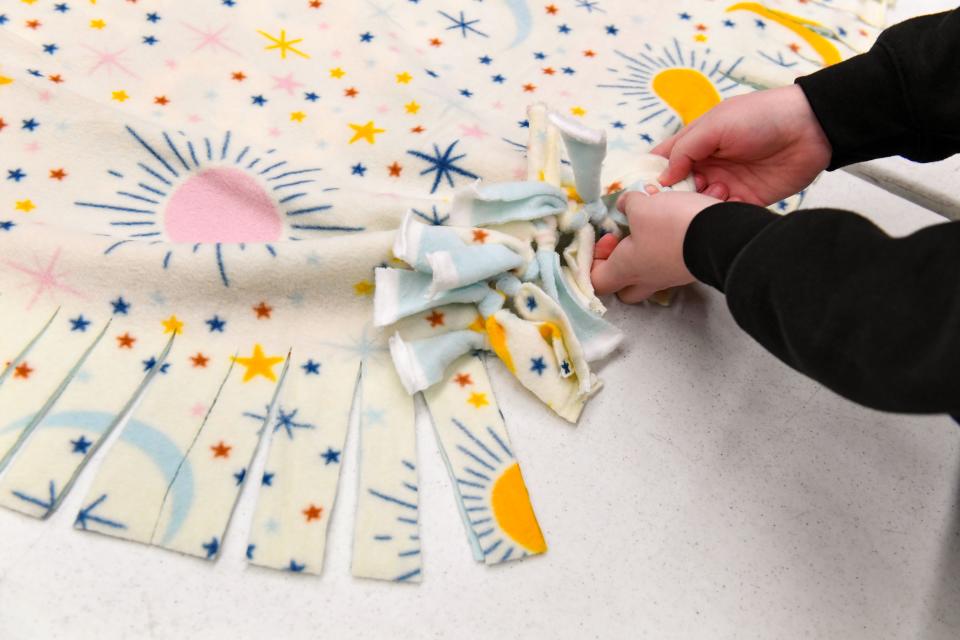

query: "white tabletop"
left=2, top=3, right=958, bottom=639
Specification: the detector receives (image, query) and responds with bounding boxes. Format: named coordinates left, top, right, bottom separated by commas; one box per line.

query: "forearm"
left=684, top=202, right=960, bottom=415
left=796, top=9, right=960, bottom=169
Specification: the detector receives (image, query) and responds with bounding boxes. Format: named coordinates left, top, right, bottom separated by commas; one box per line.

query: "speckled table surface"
left=2, top=3, right=959, bottom=639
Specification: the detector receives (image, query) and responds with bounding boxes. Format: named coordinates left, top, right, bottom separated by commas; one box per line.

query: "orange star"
left=231, top=71, right=246, bottom=81
left=0, top=118, right=6, bottom=132
left=696, top=24, right=708, bottom=31
left=545, top=4, right=558, bottom=14
left=425, top=310, right=445, bottom=327
left=453, top=372, right=473, bottom=387
left=190, top=352, right=210, bottom=368
left=210, top=441, right=232, bottom=458
left=48, top=74, right=64, bottom=84
left=542, top=67, right=555, bottom=75
left=154, top=95, right=169, bottom=106
left=788, top=43, right=801, bottom=53
left=472, top=229, right=489, bottom=243
left=253, top=301, right=272, bottom=319
left=13, top=362, right=32, bottom=379
left=583, top=49, right=596, bottom=57
left=429, top=37, right=442, bottom=47
left=49, top=168, right=67, bottom=180
left=410, top=125, right=424, bottom=134
left=387, top=161, right=402, bottom=177
left=303, top=503, right=323, bottom=522
left=344, top=87, right=358, bottom=98
left=309, top=0, right=323, bottom=7
left=522, top=83, right=537, bottom=93
left=26, top=20, right=41, bottom=30
left=605, top=181, right=623, bottom=195
left=116, top=332, right=136, bottom=348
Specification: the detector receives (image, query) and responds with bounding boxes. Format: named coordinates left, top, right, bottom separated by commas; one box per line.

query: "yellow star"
left=89, top=19, right=106, bottom=29
left=395, top=71, right=412, bottom=84
left=404, top=100, right=420, bottom=114
left=353, top=280, right=374, bottom=296
left=0, top=75, right=13, bottom=86
left=290, top=111, right=306, bottom=122
left=15, top=199, right=35, bottom=213
left=111, top=90, right=129, bottom=102
left=21, top=0, right=38, bottom=5
left=232, top=344, right=285, bottom=383
left=570, top=106, right=586, bottom=117
left=694, top=34, right=708, bottom=43
left=329, top=67, right=345, bottom=79
left=257, top=29, right=309, bottom=59
left=348, top=121, right=385, bottom=145
left=467, top=392, right=489, bottom=408
left=161, top=315, right=184, bottom=335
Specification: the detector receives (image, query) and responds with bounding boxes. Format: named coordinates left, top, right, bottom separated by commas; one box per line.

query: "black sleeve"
left=683, top=201, right=960, bottom=417
left=795, top=9, right=960, bottom=170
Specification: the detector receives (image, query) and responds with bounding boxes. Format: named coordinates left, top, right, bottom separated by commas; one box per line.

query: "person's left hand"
left=591, top=190, right=722, bottom=303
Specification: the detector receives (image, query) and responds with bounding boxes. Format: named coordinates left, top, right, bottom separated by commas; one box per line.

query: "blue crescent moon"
left=503, top=0, right=532, bottom=48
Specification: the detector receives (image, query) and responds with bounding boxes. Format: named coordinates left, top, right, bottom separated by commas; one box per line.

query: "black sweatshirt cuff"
left=795, top=41, right=910, bottom=170
left=682, top=202, right=778, bottom=293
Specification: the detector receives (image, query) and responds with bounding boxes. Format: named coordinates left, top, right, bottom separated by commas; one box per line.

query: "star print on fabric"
left=70, top=436, right=93, bottom=455
left=190, top=352, right=209, bottom=368
left=69, top=315, right=91, bottom=332
left=321, top=447, right=341, bottom=465
left=406, top=140, right=478, bottom=194
left=304, top=91, right=319, bottom=101
left=353, top=279, right=374, bottom=295
left=387, top=162, right=402, bottom=177
left=404, top=100, right=420, bottom=114
left=439, top=10, right=487, bottom=38
left=253, top=301, right=272, bottom=319
left=90, top=19, right=106, bottom=30
left=525, top=295, right=537, bottom=311
left=206, top=315, right=226, bottom=332
left=303, top=504, right=323, bottom=522
left=290, top=111, right=306, bottom=122
left=467, top=392, right=488, bottom=408
left=288, top=560, right=306, bottom=572
left=530, top=357, right=547, bottom=376
left=348, top=121, right=385, bottom=145
left=396, top=71, right=412, bottom=84
left=261, top=471, right=275, bottom=486
left=273, top=407, right=315, bottom=440
left=233, top=344, right=284, bottom=382
left=546, top=4, right=558, bottom=15
left=13, top=362, right=33, bottom=379
left=258, top=29, right=309, bottom=59
left=143, top=36, right=158, bottom=46
left=116, top=332, right=136, bottom=348
left=360, top=32, right=374, bottom=42
left=351, top=162, right=366, bottom=176
left=146, top=12, right=161, bottom=23
left=15, top=199, right=36, bottom=212
left=411, top=206, right=448, bottom=225
left=472, top=229, right=488, bottom=243
left=7, top=168, right=26, bottom=182
left=344, top=87, right=358, bottom=98
left=251, top=95, right=267, bottom=106
left=49, top=168, right=66, bottom=180
left=329, top=67, right=345, bottom=79
left=231, top=71, right=246, bottom=81
left=454, top=372, right=473, bottom=387
left=184, top=23, right=239, bottom=54
left=0, top=221, right=16, bottom=231
left=561, top=360, right=571, bottom=375
left=211, top=441, right=232, bottom=458
left=161, top=315, right=183, bottom=335
left=142, top=357, right=171, bottom=374
left=301, top=359, right=321, bottom=375
left=153, top=95, right=169, bottom=105
left=111, top=90, right=129, bottom=102
left=201, top=537, right=219, bottom=558
left=5, top=248, right=82, bottom=309
left=233, top=468, right=247, bottom=486
left=425, top=310, right=445, bottom=327
left=110, top=296, right=130, bottom=314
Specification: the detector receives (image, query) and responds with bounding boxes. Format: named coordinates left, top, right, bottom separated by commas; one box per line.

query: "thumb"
left=658, top=123, right=719, bottom=186
left=591, top=236, right=637, bottom=296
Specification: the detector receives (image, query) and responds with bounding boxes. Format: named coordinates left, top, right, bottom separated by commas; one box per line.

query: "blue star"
left=202, top=537, right=219, bottom=559
left=530, top=357, right=547, bottom=376
left=251, top=94, right=267, bottom=106
left=478, top=55, right=492, bottom=65
left=534, top=51, right=546, bottom=60
left=233, top=468, right=247, bottom=486
left=69, top=315, right=91, bottom=332
left=301, top=359, right=321, bottom=375
left=70, top=436, right=93, bottom=454
left=518, top=119, right=530, bottom=128
left=22, top=118, right=39, bottom=132
left=612, top=120, right=625, bottom=129
left=0, top=15, right=7, bottom=25
left=561, top=66, right=575, bottom=75
left=205, top=315, right=226, bottom=332
left=723, top=19, right=736, bottom=28
left=304, top=91, right=319, bottom=101
left=558, top=24, right=571, bottom=34
left=28, top=69, right=43, bottom=78
left=439, top=10, right=488, bottom=38
left=640, top=133, right=654, bottom=143
left=837, top=26, right=847, bottom=37
left=561, top=360, right=571, bottom=375
left=576, top=0, right=601, bottom=11
left=411, top=205, right=449, bottom=225
left=142, top=357, right=170, bottom=374
left=142, top=35, right=158, bottom=46
left=110, top=296, right=130, bottom=315
left=273, top=407, right=315, bottom=440
left=755, top=19, right=766, bottom=28
left=679, top=12, right=691, bottom=20
left=42, top=43, right=59, bottom=55
left=406, top=140, right=479, bottom=194
left=425, top=68, right=439, bottom=78
left=246, top=544, right=256, bottom=560
left=288, top=560, right=306, bottom=572
left=222, top=0, right=236, bottom=6
left=459, top=88, right=473, bottom=98
left=351, top=162, right=367, bottom=176
left=7, top=168, right=26, bottom=182
left=54, top=3, right=70, bottom=13
left=0, top=221, right=15, bottom=231
left=146, top=12, right=161, bottom=23
left=321, top=447, right=341, bottom=465
left=359, top=31, right=374, bottom=42
left=261, top=471, right=275, bottom=486
left=525, top=295, right=537, bottom=311
left=492, top=74, right=505, bottom=83
left=605, top=24, right=619, bottom=35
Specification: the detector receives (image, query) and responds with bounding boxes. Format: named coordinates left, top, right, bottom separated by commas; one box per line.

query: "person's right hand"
left=653, top=85, right=833, bottom=206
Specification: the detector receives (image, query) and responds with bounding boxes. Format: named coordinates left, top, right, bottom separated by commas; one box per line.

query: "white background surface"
left=2, top=2, right=958, bottom=639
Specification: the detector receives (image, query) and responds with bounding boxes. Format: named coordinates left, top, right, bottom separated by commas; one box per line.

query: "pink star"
left=512, top=166, right=527, bottom=180
left=268, top=127, right=281, bottom=138
left=331, top=49, right=342, bottom=58
left=272, top=72, right=304, bottom=96
left=182, top=22, right=239, bottom=54
left=190, top=402, right=207, bottom=417
left=38, top=90, right=53, bottom=102
left=84, top=46, right=139, bottom=78
left=23, top=142, right=40, bottom=153
left=165, top=59, right=178, bottom=69
left=459, top=124, right=489, bottom=139
left=188, top=114, right=202, bottom=123
left=318, top=22, right=330, bottom=30
left=376, top=104, right=390, bottom=114
left=559, top=89, right=573, bottom=97
left=3, top=248, right=86, bottom=310
left=491, top=101, right=505, bottom=110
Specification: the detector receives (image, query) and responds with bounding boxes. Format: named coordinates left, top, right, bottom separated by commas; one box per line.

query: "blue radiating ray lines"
left=406, top=140, right=479, bottom=194
left=75, top=493, right=126, bottom=530
left=125, top=125, right=179, bottom=177
left=11, top=480, right=58, bottom=516
left=220, top=130, right=231, bottom=160
left=163, top=132, right=191, bottom=172
left=368, top=489, right=417, bottom=511
left=439, top=10, right=488, bottom=38
left=367, top=459, right=422, bottom=581
left=411, top=205, right=449, bottom=225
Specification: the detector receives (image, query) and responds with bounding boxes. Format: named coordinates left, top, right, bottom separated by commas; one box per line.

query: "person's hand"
left=591, top=190, right=721, bottom=303
left=653, top=85, right=832, bottom=206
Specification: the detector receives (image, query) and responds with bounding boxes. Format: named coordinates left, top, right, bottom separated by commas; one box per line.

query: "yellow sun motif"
left=161, top=315, right=184, bottom=335
left=257, top=29, right=309, bottom=59
left=348, top=121, right=385, bottom=145
left=492, top=463, right=547, bottom=554
left=726, top=2, right=841, bottom=66
left=232, top=344, right=285, bottom=383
